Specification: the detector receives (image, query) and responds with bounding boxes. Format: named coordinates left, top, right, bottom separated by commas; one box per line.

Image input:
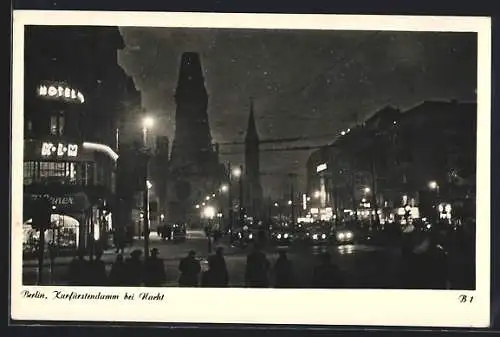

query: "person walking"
left=178, top=250, right=201, bottom=287
left=144, top=248, right=166, bottom=286
left=274, top=250, right=294, bottom=288
left=245, top=243, right=270, bottom=288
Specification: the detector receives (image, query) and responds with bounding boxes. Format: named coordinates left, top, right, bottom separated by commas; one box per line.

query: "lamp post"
left=141, top=116, right=154, bottom=259
left=232, top=166, right=244, bottom=226
left=429, top=181, right=440, bottom=221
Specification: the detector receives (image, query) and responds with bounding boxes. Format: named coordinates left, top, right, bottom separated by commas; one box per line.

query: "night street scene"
left=21, top=25, right=477, bottom=290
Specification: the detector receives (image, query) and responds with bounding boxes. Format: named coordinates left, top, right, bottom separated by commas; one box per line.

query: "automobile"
left=333, top=227, right=355, bottom=245
left=171, top=223, right=187, bottom=242
left=304, top=223, right=333, bottom=245
left=270, top=224, right=295, bottom=245
left=231, top=226, right=256, bottom=247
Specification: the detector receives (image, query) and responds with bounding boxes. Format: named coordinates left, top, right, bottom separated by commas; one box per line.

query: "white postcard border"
left=11, top=11, right=491, bottom=327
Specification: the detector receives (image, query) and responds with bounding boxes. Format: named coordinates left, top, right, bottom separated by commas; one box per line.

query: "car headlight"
left=321, top=234, right=326, bottom=239
left=284, top=233, right=289, bottom=239
left=249, top=233, right=253, bottom=239
left=312, top=234, right=318, bottom=240
left=277, top=234, right=282, bottom=239
left=337, top=233, right=345, bottom=240
left=346, top=232, right=353, bottom=239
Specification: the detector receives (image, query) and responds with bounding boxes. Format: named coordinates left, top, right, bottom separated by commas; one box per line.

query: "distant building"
left=305, top=100, right=476, bottom=222
left=244, top=99, right=263, bottom=218
left=22, top=26, right=133, bottom=254
left=167, top=52, right=226, bottom=224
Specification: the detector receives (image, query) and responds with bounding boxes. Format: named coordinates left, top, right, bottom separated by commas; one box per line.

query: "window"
left=39, top=162, right=66, bottom=182
left=23, top=161, right=37, bottom=185
left=58, top=115, right=65, bottom=136
left=49, top=111, right=65, bottom=136
left=50, top=116, right=58, bottom=135
left=39, top=162, right=77, bottom=184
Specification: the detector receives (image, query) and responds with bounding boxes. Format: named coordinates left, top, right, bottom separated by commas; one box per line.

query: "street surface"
left=22, top=230, right=474, bottom=289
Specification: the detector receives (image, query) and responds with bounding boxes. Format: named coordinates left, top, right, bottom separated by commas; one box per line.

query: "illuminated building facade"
left=22, top=26, right=134, bottom=255
left=306, top=101, right=476, bottom=223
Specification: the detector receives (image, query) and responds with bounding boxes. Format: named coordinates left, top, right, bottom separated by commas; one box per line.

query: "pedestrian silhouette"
left=201, top=255, right=226, bottom=287
left=89, top=250, right=107, bottom=285
left=144, top=248, right=166, bottom=286
left=67, top=250, right=90, bottom=285
left=109, top=254, right=127, bottom=286
left=312, top=252, right=344, bottom=288
left=274, top=251, right=294, bottom=288
left=178, top=250, right=201, bottom=287
left=245, top=243, right=270, bottom=288
left=124, top=249, right=144, bottom=286
left=212, top=247, right=229, bottom=286
left=201, top=247, right=228, bottom=287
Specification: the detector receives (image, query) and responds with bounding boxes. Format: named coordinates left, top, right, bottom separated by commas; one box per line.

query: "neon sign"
left=316, top=163, right=327, bottom=173
left=41, top=142, right=79, bottom=157
left=37, top=84, right=85, bottom=103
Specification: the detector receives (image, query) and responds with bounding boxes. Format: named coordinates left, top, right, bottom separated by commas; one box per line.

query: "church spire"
left=245, top=97, right=259, bottom=142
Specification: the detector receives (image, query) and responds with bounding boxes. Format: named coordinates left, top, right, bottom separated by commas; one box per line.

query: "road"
left=22, top=230, right=474, bottom=289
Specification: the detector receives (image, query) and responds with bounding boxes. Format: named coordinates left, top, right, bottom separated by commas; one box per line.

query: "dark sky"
left=117, top=28, right=477, bottom=199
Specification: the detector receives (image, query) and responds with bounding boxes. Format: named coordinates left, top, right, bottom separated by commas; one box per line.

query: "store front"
left=23, top=185, right=91, bottom=253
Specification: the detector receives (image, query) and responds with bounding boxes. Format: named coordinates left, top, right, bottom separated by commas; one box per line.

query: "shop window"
left=23, top=161, right=37, bottom=185
left=38, top=162, right=78, bottom=184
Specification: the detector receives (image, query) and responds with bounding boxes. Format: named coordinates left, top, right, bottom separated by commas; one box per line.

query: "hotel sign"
left=37, top=83, right=85, bottom=104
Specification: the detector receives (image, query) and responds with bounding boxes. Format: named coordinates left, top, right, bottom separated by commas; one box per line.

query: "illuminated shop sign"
left=41, top=142, right=79, bottom=158
left=316, top=163, right=327, bottom=173
left=37, top=84, right=85, bottom=103
left=31, top=193, right=75, bottom=206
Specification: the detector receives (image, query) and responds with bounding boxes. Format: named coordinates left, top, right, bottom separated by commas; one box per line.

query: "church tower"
left=167, top=52, right=221, bottom=223
left=244, top=98, right=263, bottom=218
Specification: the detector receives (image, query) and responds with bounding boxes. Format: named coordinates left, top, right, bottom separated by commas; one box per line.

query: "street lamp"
left=232, top=167, right=242, bottom=178
left=220, top=184, right=229, bottom=193
left=429, top=181, right=439, bottom=190
left=313, top=190, right=321, bottom=199
left=141, top=115, right=154, bottom=259
left=203, top=206, right=216, bottom=219
left=364, top=187, right=371, bottom=194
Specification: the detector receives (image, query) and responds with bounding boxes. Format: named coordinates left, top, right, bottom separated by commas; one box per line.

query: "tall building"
left=167, top=52, right=225, bottom=224
left=305, top=100, right=476, bottom=223
left=22, top=26, right=133, bottom=256
left=244, top=99, right=263, bottom=218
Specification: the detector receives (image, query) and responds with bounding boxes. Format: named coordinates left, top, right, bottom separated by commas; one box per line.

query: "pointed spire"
left=245, top=97, right=259, bottom=141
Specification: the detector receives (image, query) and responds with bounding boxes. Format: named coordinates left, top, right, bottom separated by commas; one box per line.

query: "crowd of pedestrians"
left=63, top=225, right=461, bottom=289
left=65, top=243, right=347, bottom=288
